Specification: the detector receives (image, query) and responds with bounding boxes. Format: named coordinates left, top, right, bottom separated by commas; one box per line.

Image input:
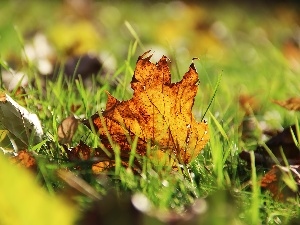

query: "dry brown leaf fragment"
left=10, top=150, right=37, bottom=171
left=65, top=141, right=141, bottom=173
left=58, top=115, right=79, bottom=144
left=239, top=94, right=259, bottom=115
left=261, top=165, right=300, bottom=200
left=83, top=50, right=209, bottom=165
left=273, top=97, right=300, bottom=111
left=65, top=141, right=115, bottom=173
left=91, top=161, right=114, bottom=174
left=65, top=140, right=93, bottom=161
left=260, top=166, right=282, bottom=199
left=282, top=38, right=300, bottom=71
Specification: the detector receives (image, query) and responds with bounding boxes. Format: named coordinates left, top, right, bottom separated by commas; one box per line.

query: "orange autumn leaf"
left=260, top=166, right=282, bottom=200
left=273, top=97, right=300, bottom=111
left=83, top=51, right=209, bottom=165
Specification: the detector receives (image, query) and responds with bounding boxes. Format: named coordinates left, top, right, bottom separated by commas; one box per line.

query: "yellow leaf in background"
left=48, top=21, right=101, bottom=56
left=0, top=154, right=76, bottom=225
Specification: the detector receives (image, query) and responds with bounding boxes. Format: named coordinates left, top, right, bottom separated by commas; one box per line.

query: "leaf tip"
left=138, top=50, right=153, bottom=61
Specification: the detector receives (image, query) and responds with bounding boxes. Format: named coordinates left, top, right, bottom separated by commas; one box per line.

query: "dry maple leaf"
left=83, top=51, right=209, bottom=165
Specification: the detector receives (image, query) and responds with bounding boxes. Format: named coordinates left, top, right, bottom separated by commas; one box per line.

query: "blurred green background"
left=1, top=0, right=300, bottom=103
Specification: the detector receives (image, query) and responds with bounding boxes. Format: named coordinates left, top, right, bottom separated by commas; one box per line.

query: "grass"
left=1, top=1, right=300, bottom=225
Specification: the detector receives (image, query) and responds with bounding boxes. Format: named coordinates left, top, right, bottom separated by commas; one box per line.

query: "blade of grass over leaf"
left=114, top=145, right=121, bottom=175
left=128, top=135, right=139, bottom=169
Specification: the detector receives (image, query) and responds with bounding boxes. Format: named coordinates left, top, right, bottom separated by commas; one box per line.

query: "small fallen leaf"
left=239, top=94, right=259, bottom=115
left=273, top=97, right=300, bottom=111
left=65, top=141, right=140, bottom=173
left=261, top=165, right=300, bottom=200
left=65, top=140, right=92, bottom=162
left=83, top=51, right=209, bottom=165
left=58, top=115, right=79, bottom=144
left=10, top=150, right=37, bottom=171
left=282, top=37, right=300, bottom=71
left=0, top=92, right=43, bottom=151
left=261, top=166, right=282, bottom=199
